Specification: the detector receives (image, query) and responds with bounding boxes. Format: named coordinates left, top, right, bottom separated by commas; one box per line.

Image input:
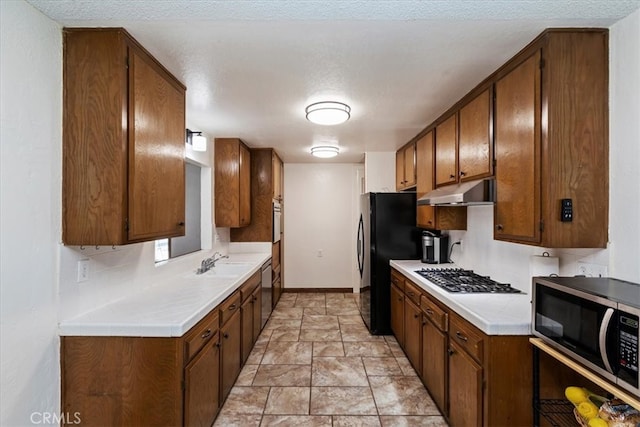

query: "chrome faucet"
left=196, top=251, right=229, bottom=274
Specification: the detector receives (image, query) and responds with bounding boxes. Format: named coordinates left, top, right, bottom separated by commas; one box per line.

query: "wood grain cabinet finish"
left=184, top=332, right=220, bottom=427
left=63, top=28, right=186, bottom=245
left=416, top=131, right=467, bottom=231
left=389, top=269, right=533, bottom=427
left=220, top=298, right=242, bottom=402
left=215, top=138, right=251, bottom=228
left=458, top=88, right=493, bottom=181
left=240, top=271, right=261, bottom=364
left=434, top=114, right=458, bottom=187
left=396, top=141, right=417, bottom=190
left=494, top=30, right=608, bottom=248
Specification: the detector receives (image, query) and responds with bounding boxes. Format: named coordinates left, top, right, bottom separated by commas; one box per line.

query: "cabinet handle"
left=455, top=331, right=468, bottom=342
left=223, top=333, right=229, bottom=339
left=449, top=174, right=455, bottom=179
left=496, top=224, right=504, bottom=231
left=422, top=319, right=428, bottom=326
left=460, top=171, right=466, bottom=177
left=425, top=308, right=434, bottom=316
left=448, top=348, right=455, bottom=356
left=228, top=304, right=237, bottom=311
left=414, top=313, right=419, bottom=319
left=407, top=291, right=414, bottom=297
left=215, top=342, right=221, bottom=348
left=201, top=329, right=212, bottom=339
left=178, top=221, right=185, bottom=226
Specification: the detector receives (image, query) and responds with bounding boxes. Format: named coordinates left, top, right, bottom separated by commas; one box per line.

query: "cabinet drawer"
left=404, top=280, right=422, bottom=306
left=420, top=294, right=448, bottom=332
left=220, top=292, right=241, bottom=326
left=185, top=310, right=219, bottom=362
left=391, top=270, right=405, bottom=293
left=240, top=271, right=261, bottom=302
left=449, top=314, right=485, bottom=364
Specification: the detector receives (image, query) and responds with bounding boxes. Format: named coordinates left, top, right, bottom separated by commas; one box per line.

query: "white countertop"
left=59, top=252, right=271, bottom=337
left=390, top=260, right=532, bottom=336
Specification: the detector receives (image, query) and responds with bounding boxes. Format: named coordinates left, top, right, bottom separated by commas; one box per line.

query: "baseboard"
left=283, top=288, right=353, bottom=294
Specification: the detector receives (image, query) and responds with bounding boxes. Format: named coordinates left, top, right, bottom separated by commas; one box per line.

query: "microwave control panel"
left=618, top=312, right=639, bottom=388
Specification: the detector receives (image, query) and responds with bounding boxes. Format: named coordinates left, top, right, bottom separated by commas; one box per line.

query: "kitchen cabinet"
left=240, top=271, right=261, bottom=364
left=421, top=294, right=448, bottom=415
left=403, top=291, right=422, bottom=376
left=494, top=30, right=608, bottom=248
left=390, top=271, right=405, bottom=347
left=415, top=130, right=467, bottom=231
left=389, top=268, right=533, bottom=426
left=434, top=114, right=458, bottom=187
left=62, top=28, right=186, bottom=245
left=184, top=331, right=220, bottom=427
left=215, top=138, right=251, bottom=228
left=458, top=89, right=493, bottom=181
left=396, top=141, right=416, bottom=190
left=219, top=292, right=242, bottom=401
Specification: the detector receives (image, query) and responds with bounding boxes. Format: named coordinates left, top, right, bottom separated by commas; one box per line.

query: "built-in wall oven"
left=532, top=276, right=640, bottom=396
left=273, top=201, right=281, bottom=243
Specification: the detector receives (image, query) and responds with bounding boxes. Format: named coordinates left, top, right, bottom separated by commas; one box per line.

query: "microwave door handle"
left=599, top=308, right=615, bottom=374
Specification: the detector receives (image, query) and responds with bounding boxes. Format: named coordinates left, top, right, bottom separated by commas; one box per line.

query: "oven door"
left=532, top=278, right=618, bottom=383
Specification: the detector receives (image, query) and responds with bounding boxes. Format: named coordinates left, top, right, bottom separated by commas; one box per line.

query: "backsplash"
left=447, top=205, right=608, bottom=293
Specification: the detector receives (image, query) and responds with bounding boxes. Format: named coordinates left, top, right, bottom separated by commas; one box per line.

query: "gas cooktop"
left=415, top=268, right=521, bottom=294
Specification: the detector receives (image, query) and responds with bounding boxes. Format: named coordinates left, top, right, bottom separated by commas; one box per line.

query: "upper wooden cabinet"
left=458, top=89, right=493, bottom=182
left=494, top=30, right=608, bottom=247
left=434, top=114, right=458, bottom=187
left=416, top=131, right=467, bottom=230
left=231, top=148, right=283, bottom=242
left=215, top=138, right=251, bottom=228
left=273, top=152, right=283, bottom=202
left=396, top=141, right=417, bottom=190
left=63, top=28, right=186, bottom=245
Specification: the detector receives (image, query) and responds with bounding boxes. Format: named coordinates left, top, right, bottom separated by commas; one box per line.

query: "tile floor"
left=214, top=292, right=448, bottom=427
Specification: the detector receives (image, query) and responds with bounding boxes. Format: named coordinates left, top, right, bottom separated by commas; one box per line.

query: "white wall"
left=447, top=9, right=640, bottom=290
left=283, top=163, right=361, bottom=290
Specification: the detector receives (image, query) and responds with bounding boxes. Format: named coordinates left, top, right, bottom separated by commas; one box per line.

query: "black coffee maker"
left=421, top=231, right=449, bottom=264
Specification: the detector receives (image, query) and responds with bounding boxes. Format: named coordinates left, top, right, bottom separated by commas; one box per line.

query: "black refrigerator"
left=357, top=192, right=421, bottom=335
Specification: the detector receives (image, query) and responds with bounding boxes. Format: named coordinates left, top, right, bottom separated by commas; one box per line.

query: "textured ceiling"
left=27, top=0, right=640, bottom=162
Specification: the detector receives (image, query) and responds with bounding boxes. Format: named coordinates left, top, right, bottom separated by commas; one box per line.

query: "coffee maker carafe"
left=421, top=231, right=449, bottom=264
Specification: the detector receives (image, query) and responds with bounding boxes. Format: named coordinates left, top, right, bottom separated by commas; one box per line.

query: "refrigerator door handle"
left=357, top=214, right=364, bottom=278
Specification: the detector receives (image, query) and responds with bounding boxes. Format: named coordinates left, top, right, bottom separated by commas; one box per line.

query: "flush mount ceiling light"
left=305, top=101, right=351, bottom=125
left=186, top=129, right=207, bottom=152
left=311, top=145, right=340, bottom=158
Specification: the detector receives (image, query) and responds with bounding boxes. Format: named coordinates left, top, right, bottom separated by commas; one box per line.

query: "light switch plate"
left=77, top=259, right=90, bottom=282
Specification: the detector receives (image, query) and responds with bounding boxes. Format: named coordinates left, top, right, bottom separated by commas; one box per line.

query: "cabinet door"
left=494, top=52, right=541, bottom=244
left=220, top=310, right=241, bottom=401
left=184, top=334, right=220, bottom=427
left=252, top=286, right=262, bottom=342
left=435, top=114, right=458, bottom=187
left=404, top=298, right=422, bottom=376
left=128, top=48, right=185, bottom=242
left=448, top=341, right=483, bottom=427
left=459, top=89, right=492, bottom=181
left=240, top=297, right=253, bottom=364
left=390, top=284, right=405, bottom=347
left=239, top=143, right=251, bottom=226
left=273, top=152, right=283, bottom=201
left=422, top=316, right=447, bottom=416
left=403, top=141, right=417, bottom=188
left=395, top=149, right=405, bottom=190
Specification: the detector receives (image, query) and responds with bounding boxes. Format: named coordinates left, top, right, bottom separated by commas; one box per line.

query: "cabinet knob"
left=201, top=329, right=212, bottom=339
left=414, top=313, right=419, bottom=319
left=448, top=348, right=455, bottom=356
left=223, top=333, right=229, bottom=339
left=422, top=320, right=428, bottom=326
left=460, top=171, right=466, bottom=177
left=425, top=308, right=434, bottom=316
left=496, top=224, right=504, bottom=231
left=449, top=174, right=455, bottom=179
left=178, top=221, right=185, bottom=227
left=215, top=342, right=221, bottom=348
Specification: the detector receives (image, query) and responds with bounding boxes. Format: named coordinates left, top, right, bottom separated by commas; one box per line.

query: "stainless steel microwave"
left=532, top=276, right=640, bottom=396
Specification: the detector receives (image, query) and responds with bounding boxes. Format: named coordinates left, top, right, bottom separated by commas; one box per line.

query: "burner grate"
left=414, top=268, right=521, bottom=293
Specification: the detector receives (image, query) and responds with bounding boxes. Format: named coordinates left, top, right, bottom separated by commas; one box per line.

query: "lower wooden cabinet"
left=61, top=273, right=268, bottom=426
left=390, top=268, right=532, bottom=427
left=240, top=272, right=262, bottom=364
left=184, top=332, right=221, bottom=427
left=404, top=297, right=422, bottom=376
left=448, top=340, right=483, bottom=427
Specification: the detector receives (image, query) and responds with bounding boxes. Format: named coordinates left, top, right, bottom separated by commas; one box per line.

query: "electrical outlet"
left=577, top=262, right=608, bottom=278
left=77, top=259, right=90, bottom=282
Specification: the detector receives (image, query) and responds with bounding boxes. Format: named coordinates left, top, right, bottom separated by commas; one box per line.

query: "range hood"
left=417, top=178, right=495, bottom=206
